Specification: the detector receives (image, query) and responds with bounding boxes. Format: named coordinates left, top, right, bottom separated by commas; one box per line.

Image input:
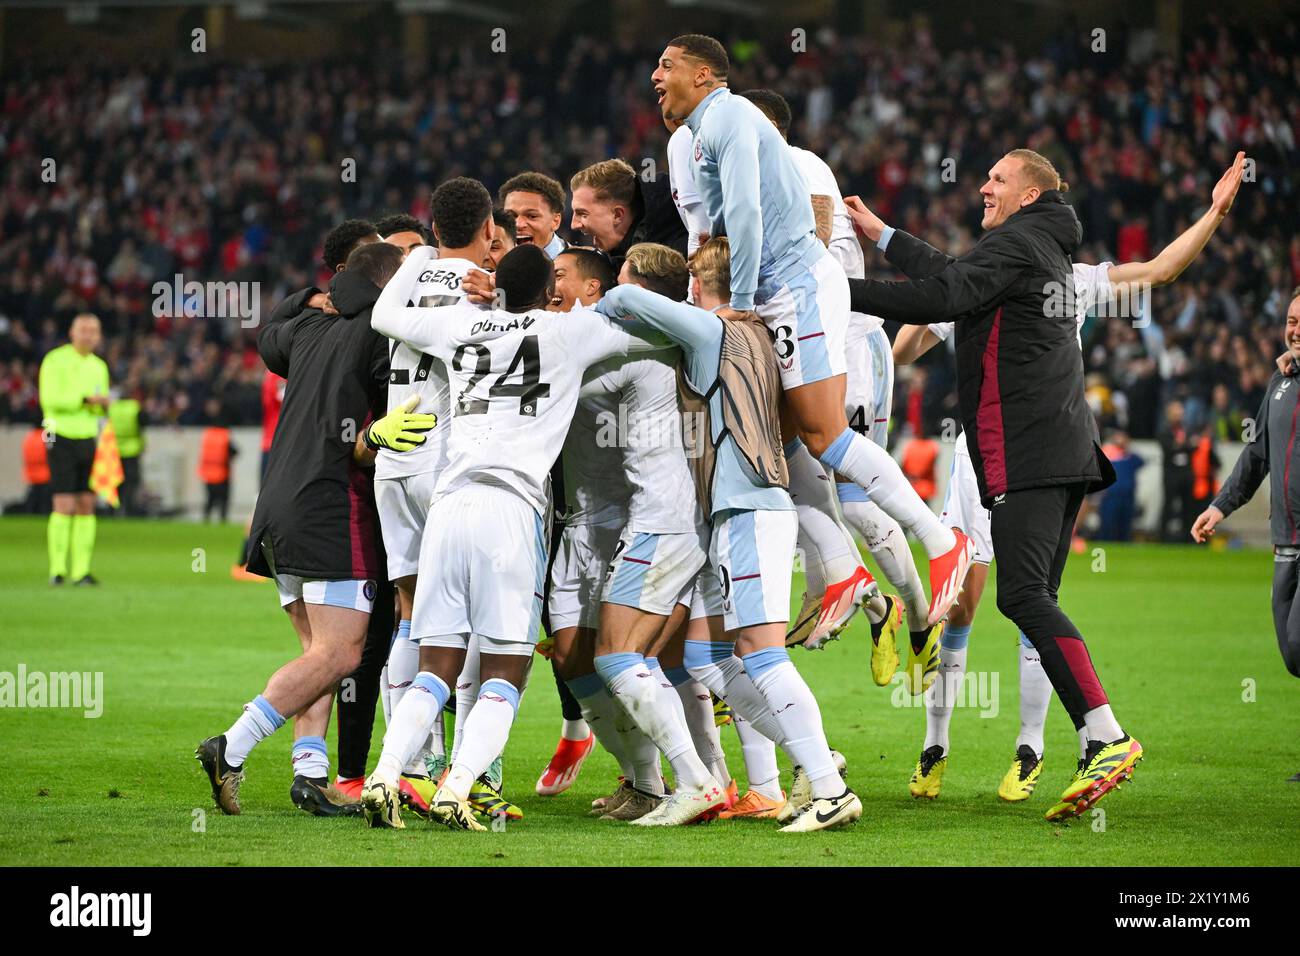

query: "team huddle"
left=196, top=34, right=1248, bottom=833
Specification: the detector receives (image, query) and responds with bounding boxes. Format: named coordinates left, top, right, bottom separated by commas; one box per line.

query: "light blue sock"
left=942, top=623, right=972, bottom=651
left=594, top=652, right=645, bottom=688
left=740, top=646, right=791, bottom=681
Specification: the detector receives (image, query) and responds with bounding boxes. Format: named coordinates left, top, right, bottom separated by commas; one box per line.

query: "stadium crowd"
left=1, top=14, right=1296, bottom=452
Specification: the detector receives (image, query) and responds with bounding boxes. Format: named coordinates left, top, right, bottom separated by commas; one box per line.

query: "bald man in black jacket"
left=849, top=149, right=1139, bottom=822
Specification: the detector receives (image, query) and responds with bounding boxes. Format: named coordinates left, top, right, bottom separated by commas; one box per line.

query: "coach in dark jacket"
left=849, top=150, right=1130, bottom=753
left=245, top=262, right=392, bottom=581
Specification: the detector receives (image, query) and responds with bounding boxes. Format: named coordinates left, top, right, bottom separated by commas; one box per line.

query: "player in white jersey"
left=369, top=180, right=500, bottom=818
left=536, top=248, right=645, bottom=799
left=740, top=89, right=929, bottom=676
left=863, top=150, right=1246, bottom=800
left=666, top=116, right=712, bottom=261
left=584, top=243, right=731, bottom=825
left=361, top=242, right=664, bottom=830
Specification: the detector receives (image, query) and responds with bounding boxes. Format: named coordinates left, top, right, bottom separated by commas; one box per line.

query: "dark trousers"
left=991, top=483, right=1108, bottom=729
left=1269, top=555, right=1300, bottom=679
left=204, top=481, right=230, bottom=523
left=120, top=456, right=141, bottom=516
left=336, top=577, right=394, bottom=779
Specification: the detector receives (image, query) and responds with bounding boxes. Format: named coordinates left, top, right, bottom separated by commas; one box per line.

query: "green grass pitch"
left=1, top=516, right=1296, bottom=866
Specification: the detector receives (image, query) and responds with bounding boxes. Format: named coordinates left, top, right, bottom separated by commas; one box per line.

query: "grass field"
left=1, top=515, right=1296, bottom=866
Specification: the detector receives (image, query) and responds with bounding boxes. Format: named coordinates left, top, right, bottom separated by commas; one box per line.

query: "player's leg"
left=713, top=507, right=859, bottom=831
left=596, top=598, right=725, bottom=823
left=198, top=580, right=370, bottom=816
left=1000, top=628, right=1053, bottom=801
left=657, top=607, right=733, bottom=801
left=536, top=523, right=605, bottom=795
left=992, top=484, right=1140, bottom=820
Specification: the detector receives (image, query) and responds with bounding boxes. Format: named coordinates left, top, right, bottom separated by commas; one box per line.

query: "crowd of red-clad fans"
left=1, top=14, right=1296, bottom=464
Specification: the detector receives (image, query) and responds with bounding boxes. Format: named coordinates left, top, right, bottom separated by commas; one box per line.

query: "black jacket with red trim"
left=849, top=192, right=1114, bottom=506
left=1211, top=369, right=1300, bottom=546
left=245, top=269, right=389, bottom=580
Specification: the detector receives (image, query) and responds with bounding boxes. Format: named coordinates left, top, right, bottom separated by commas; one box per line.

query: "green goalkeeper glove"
left=364, top=395, right=438, bottom=452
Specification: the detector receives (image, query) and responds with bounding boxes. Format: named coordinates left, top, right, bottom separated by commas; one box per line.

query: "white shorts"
left=262, top=541, right=377, bottom=612
left=940, top=434, right=994, bottom=565
left=756, top=254, right=849, bottom=391
left=709, top=508, right=798, bottom=631
left=547, top=520, right=623, bottom=632
left=376, top=472, right=440, bottom=581
left=687, top=564, right=726, bottom=621
left=603, top=526, right=709, bottom=616
left=411, top=484, right=548, bottom=645
left=845, top=320, right=894, bottom=448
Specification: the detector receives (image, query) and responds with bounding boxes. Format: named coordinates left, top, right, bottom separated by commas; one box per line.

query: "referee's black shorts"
left=47, top=435, right=96, bottom=495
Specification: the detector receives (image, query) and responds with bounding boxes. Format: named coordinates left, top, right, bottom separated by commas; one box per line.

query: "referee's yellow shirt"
left=39, top=343, right=110, bottom=440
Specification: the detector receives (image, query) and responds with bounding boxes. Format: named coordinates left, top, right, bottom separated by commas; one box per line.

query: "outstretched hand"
left=843, top=195, right=887, bottom=243
left=1210, top=151, right=1246, bottom=218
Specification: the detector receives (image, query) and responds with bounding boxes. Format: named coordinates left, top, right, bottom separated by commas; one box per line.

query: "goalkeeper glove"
left=364, top=395, right=438, bottom=452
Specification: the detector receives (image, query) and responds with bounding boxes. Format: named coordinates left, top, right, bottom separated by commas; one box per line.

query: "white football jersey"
left=788, top=145, right=863, bottom=277
left=668, top=124, right=711, bottom=260
left=581, top=351, right=702, bottom=535
left=928, top=261, right=1113, bottom=349
left=372, top=247, right=661, bottom=516
left=560, top=394, right=632, bottom=527
left=375, top=255, right=477, bottom=481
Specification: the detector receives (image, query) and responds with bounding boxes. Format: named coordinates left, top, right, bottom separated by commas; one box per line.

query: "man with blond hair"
left=569, top=159, right=687, bottom=271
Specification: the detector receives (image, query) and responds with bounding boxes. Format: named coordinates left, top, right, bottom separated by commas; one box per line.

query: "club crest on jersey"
left=694, top=138, right=703, bottom=163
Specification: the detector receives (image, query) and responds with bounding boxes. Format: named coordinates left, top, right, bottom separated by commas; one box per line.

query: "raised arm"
left=711, top=107, right=763, bottom=311
left=596, top=284, right=720, bottom=355
left=370, top=245, right=454, bottom=355
left=1108, top=151, right=1245, bottom=292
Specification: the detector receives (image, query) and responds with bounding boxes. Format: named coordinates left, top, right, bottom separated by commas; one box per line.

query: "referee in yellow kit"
left=39, top=313, right=110, bottom=585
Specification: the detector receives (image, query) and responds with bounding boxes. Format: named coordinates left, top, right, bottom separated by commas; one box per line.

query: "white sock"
left=562, top=718, right=590, bottom=741
left=924, top=646, right=967, bottom=754
left=291, top=735, right=329, bottom=780
left=601, top=655, right=715, bottom=791
left=1017, top=635, right=1051, bottom=757
left=746, top=654, right=840, bottom=799
left=1077, top=727, right=1089, bottom=760
left=686, top=650, right=788, bottom=751
left=1083, top=704, right=1123, bottom=746
left=444, top=678, right=520, bottom=800
left=786, top=438, right=862, bottom=583
left=841, top=496, right=929, bottom=631
left=380, top=664, right=392, bottom=726
left=732, top=712, right=782, bottom=800
left=568, top=674, right=633, bottom=777
left=451, top=637, right=481, bottom=764
left=374, top=672, right=450, bottom=786
left=224, top=695, right=284, bottom=767
left=674, top=677, right=729, bottom=787
left=822, top=430, right=955, bottom=557
left=387, top=623, right=421, bottom=772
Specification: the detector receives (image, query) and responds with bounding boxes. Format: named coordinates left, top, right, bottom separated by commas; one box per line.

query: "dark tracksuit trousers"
left=1269, top=551, right=1300, bottom=679
left=992, top=483, right=1108, bottom=731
